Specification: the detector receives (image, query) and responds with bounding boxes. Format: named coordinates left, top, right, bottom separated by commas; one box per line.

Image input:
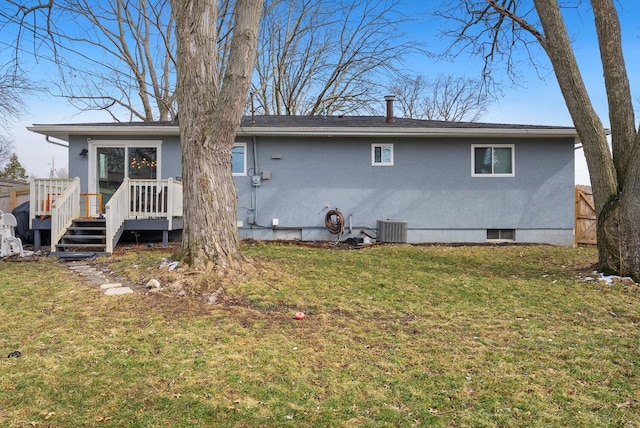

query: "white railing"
left=166, top=178, right=183, bottom=230
left=29, top=177, right=75, bottom=228
left=105, top=178, right=183, bottom=253
left=105, top=177, right=130, bottom=254
left=50, top=177, right=81, bottom=249
left=29, top=177, right=183, bottom=254
left=130, top=179, right=166, bottom=218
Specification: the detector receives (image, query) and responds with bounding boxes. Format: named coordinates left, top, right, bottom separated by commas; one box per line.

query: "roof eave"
left=27, top=124, right=182, bottom=142
left=238, top=126, right=579, bottom=138
left=27, top=124, right=580, bottom=141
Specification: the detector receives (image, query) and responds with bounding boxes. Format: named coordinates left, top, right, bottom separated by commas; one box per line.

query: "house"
left=27, top=101, right=577, bottom=255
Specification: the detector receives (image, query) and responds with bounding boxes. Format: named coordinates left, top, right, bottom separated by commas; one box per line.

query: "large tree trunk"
left=590, top=0, right=640, bottom=279
left=599, top=145, right=640, bottom=279
left=171, top=0, right=262, bottom=270
left=533, top=0, right=640, bottom=279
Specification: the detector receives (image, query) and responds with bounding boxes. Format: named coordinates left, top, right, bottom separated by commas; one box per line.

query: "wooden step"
left=56, top=243, right=107, bottom=249
left=60, top=235, right=107, bottom=244
left=68, top=226, right=106, bottom=231
left=69, top=221, right=106, bottom=226
left=56, top=218, right=108, bottom=255
left=57, top=252, right=99, bottom=261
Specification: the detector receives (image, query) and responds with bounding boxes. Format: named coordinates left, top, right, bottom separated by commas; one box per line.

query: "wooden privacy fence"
left=0, top=188, right=29, bottom=213
left=575, top=185, right=596, bottom=246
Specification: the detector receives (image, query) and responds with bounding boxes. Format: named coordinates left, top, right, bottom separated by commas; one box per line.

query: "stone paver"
left=65, top=261, right=135, bottom=297
left=104, top=287, right=133, bottom=296
left=99, top=282, right=123, bottom=290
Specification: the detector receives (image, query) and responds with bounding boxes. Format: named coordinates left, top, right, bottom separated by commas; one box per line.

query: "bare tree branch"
left=0, top=135, right=14, bottom=166
left=2, top=0, right=177, bottom=121
left=253, top=0, right=427, bottom=116
left=4, top=0, right=428, bottom=120
left=436, top=0, right=543, bottom=84
left=391, top=74, right=491, bottom=121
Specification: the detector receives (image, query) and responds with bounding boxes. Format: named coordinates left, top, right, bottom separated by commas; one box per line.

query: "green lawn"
left=1, top=244, right=638, bottom=427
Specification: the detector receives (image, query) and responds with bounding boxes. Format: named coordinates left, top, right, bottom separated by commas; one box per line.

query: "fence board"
left=0, top=189, right=29, bottom=212
left=575, top=185, right=596, bottom=246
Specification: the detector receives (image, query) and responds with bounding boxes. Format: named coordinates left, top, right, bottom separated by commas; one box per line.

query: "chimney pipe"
left=384, top=95, right=396, bottom=123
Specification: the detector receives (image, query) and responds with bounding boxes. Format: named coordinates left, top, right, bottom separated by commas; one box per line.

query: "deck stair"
left=56, top=218, right=107, bottom=255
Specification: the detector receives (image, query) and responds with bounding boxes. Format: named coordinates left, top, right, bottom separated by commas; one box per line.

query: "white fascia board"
left=27, top=124, right=181, bottom=141
left=237, top=126, right=579, bottom=139
left=27, top=123, right=579, bottom=142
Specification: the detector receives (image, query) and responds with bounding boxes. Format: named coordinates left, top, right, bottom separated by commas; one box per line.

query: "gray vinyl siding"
left=234, top=136, right=574, bottom=244
left=67, top=133, right=574, bottom=245
left=68, top=135, right=90, bottom=193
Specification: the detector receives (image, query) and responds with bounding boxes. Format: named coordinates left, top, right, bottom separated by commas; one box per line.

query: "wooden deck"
left=29, top=177, right=183, bottom=255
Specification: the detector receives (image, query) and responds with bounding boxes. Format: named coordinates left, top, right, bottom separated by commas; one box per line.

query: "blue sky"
left=5, top=0, right=640, bottom=184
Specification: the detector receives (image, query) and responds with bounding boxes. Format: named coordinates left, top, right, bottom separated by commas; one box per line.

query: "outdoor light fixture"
left=79, top=148, right=88, bottom=157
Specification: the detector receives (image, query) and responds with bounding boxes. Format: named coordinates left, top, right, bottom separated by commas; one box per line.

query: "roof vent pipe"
left=384, top=95, right=396, bottom=123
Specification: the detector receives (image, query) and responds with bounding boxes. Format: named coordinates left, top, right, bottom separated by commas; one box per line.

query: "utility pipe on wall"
left=251, top=136, right=259, bottom=225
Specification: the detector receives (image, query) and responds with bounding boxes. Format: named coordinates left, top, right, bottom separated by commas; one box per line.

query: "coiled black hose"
left=325, top=209, right=345, bottom=235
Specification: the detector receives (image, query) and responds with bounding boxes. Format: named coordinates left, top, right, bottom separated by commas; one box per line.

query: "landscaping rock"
left=146, top=278, right=161, bottom=288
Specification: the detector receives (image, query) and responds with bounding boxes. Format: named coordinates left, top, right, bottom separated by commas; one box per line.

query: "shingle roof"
left=34, top=114, right=573, bottom=130
left=28, top=115, right=578, bottom=141
left=239, top=115, right=574, bottom=130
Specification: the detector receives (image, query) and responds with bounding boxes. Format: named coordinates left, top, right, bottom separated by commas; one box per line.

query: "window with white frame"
left=472, top=144, right=514, bottom=176
left=372, top=143, right=393, bottom=166
left=232, top=143, right=247, bottom=176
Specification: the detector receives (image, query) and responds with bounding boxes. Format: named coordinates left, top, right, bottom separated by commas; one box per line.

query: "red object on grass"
left=294, top=312, right=305, bottom=320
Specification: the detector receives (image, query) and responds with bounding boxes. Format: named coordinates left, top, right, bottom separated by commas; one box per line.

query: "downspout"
left=45, top=136, right=69, bottom=148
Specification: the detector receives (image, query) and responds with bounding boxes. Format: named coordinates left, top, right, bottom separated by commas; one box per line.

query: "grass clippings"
left=0, top=243, right=638, bottom=427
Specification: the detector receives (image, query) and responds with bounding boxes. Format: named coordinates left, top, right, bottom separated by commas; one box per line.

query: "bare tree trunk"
left=534, top=0, right=640, bottom=279
left=592, top=0, right=636, bottom=188
left=589, top=0, right=640, bottom=278
left=615, top=146, right=640, bottom=278
left=171, top=0, right=262, bottom=270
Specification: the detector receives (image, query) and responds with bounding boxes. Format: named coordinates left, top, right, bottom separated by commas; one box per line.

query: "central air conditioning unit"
left=377, top=219, right=407, bottom=243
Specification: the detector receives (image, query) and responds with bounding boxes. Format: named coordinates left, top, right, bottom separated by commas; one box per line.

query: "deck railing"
left=105, top=178, right=183, bottom=253
left=165, top=178, right=183, bottom=230
left=29, top=177, right=75, bottom=228
left=30, top=177, right=182, bottom=254
left=50, top=177, right=81, bottom=249
left=105, top=178, right=130, bottom=254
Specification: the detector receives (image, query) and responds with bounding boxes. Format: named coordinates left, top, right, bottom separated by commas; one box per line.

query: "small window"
left=232, top=143, right=247, bottom=176
left=472, top=144, right=514, bottom=176
left=372, top=143, right=393, bottom=166
left=487, top=229, right=515, bottom=241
